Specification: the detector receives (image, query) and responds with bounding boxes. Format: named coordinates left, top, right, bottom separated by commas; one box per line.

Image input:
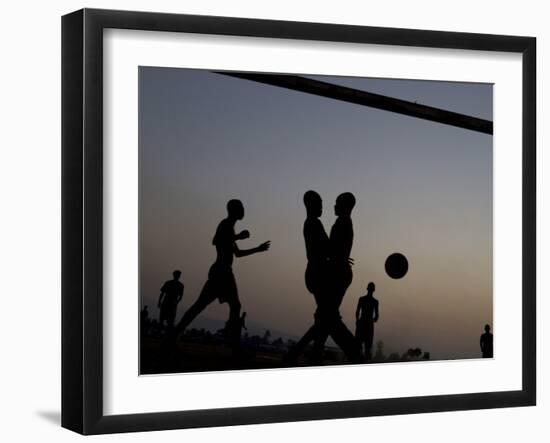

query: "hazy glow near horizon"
left=139, top=67, right=493, bottom=360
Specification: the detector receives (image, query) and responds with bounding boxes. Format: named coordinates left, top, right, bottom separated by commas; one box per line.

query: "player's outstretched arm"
left=234, top=241, right=271, bottom=257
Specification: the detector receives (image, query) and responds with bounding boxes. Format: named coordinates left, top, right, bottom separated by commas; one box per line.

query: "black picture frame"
left=61, top=8, right=536, bottom=435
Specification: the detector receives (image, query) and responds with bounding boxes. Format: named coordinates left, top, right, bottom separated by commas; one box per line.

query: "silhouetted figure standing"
left=480, top=324, right=493, bottom=358
left=286, top=191, right=360, bottom=364
left=355, top=282, right=379, bottom=360
left=158, top=270, right=184, bottom=329
left=174, top=200, right=270, bottom=350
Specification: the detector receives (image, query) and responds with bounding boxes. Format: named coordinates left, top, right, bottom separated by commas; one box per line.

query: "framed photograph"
left=61, top=8, right=536, bottom=435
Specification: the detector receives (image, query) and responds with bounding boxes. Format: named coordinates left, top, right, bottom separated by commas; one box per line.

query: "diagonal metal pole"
left=216, top=72, right=493, bottom=135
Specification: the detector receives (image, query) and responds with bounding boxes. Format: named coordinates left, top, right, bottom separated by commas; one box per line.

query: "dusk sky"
left=139, top=67, right=493, bottom=361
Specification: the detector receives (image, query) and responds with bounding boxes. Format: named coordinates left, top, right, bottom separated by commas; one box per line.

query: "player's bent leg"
left=311, top=304, right=335, bottom=364
left=331, top=318, right=361, bottom=364
left=284, top=323, right=319, bottom=365
left=175, top=281, right=216, bottom=334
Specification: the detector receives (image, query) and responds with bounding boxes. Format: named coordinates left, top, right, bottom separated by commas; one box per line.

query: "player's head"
left=303, top=190, right=322, bottom=217
left=173, top=270, right=182, bottom=280
left=227, top=199, right=245, bottom=220
left=484, top=324, right=491, bottom=333
left=367, top=282, right=375, bottom=293
left=335, top=192, right=356, bottom=216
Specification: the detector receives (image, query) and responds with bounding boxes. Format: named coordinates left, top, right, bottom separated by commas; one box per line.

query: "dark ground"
left=140, top=336, right=347, bottom=374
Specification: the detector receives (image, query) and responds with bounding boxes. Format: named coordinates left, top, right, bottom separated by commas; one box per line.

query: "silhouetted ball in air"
left=385, top=253, right=408, bottom=279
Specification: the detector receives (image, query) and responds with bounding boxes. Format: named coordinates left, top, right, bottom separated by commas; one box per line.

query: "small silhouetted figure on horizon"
left=355, top=282, right=379, bottom=360
left=480, top=324, right=493, bottom=358
left=158, top=270, right=184, bottom=329
left=174, top=199, right=270, bottom=350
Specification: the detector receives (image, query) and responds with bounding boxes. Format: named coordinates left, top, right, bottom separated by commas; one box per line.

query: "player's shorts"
left=204, top=263, right=239, bottom=304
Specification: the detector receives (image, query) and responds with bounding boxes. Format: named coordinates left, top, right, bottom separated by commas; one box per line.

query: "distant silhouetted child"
left=174, top=200, right=270, bottom=349
left=355, top=282, right=379, bottom=360
left=158, top=270, right=184, bottom=329
left=480, top=324, right=493, bottom=358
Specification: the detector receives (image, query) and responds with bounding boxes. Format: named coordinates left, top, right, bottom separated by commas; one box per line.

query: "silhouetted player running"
left=286, top=192, right=360, bottom=364
left=158, top=270, right=184, bottom=329
left=174, top=200, right=270, bottom=349
left=480, top=324, right=493, bottom=358
left=355, top=282, right=379, bottom=360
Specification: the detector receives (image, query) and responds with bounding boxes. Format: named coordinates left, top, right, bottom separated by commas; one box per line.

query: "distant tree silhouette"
left=406, top=348, right=423, bottom=359
left=374, top=340, right=385, bottom=361
left=387, top=352, right=401, bottom=362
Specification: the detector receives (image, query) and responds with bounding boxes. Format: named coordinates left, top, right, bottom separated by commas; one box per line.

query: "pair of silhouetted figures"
left=161, top=191, right=379, bottom=363
left=284, top=192, right=379, bottom=364
left=284, top=191, right=363, bottom=363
